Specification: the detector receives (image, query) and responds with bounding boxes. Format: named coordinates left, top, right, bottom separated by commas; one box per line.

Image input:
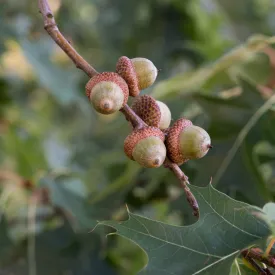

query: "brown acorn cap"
left=116, top=56, right=140, bottom=97
left=85, top=72, right=129, bottom=107
left=166, top=118, right=193, bottom=165
left=124, top=127, right=165, bottom=160
left=131, top=95, right=161, bottom=128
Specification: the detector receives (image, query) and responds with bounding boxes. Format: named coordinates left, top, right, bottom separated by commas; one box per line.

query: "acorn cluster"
left=85, top=56, right=211, bottom=168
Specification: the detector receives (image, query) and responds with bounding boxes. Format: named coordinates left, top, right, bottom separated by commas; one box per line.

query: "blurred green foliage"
left=1, top=0, right=275, bottom=274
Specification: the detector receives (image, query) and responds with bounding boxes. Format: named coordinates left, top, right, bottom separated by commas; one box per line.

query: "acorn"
left=166, top=118, right=211, bottom=165
left=124, top=127, right=166, bottom=168
left=116, top=56, right=158, bottom=97
left=85, top=72, right=129, bottom=114
left=131, top=95, right=171, bottom=130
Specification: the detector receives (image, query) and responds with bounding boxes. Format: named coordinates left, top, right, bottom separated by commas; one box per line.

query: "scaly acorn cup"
left=131, top=95, right=171, bottom=130
left=166, top=118, right=212, bottom=165
left=124, top=127, right=166, bottom=168
left=85, top=72, right=129, bottom=114
left=116, top=56, right=158, bottom=97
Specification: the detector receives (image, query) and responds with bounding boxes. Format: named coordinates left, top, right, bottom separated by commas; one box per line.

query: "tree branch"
left=120, top=104, right=147, bottom=129
left=164, top=158, right=199, bottom=217
left=38, top=0, right=199, bottom=217
left=38, top=0, right=98, bottom=78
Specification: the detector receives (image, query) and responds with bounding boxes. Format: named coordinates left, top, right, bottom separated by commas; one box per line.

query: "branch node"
left=44, top=23, right=57, bottom=31
left=46, top=12, right=53, bottom=18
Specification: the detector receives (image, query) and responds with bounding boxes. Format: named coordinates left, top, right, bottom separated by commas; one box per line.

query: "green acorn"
left=166, top=118, right=211, bottom=165
left=116, top=56, right=158, bottom=96
left=124, top=127, right=166, bottom=168
left=85, top=72, right=129, bottom=114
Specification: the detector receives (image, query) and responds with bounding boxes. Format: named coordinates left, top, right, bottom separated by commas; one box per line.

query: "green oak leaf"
left=100, top=184, right=271, bottom=275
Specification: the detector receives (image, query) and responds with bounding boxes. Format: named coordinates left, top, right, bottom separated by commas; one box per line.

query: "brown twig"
left=164, top=158, right=199, bottom=217
left=120, top=104, right=147, bottom=129
left=38, top=0, right=98, bottom=78
left=38, top=0, right=199, bottom=217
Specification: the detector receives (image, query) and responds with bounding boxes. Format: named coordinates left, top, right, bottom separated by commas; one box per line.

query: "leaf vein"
left=197, top=192, right=262, bottom=238
left=117, top=223, right=222, bottom=258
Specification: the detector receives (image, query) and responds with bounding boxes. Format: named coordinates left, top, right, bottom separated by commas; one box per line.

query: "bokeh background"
left=1, top=0, right=275, bottom=274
